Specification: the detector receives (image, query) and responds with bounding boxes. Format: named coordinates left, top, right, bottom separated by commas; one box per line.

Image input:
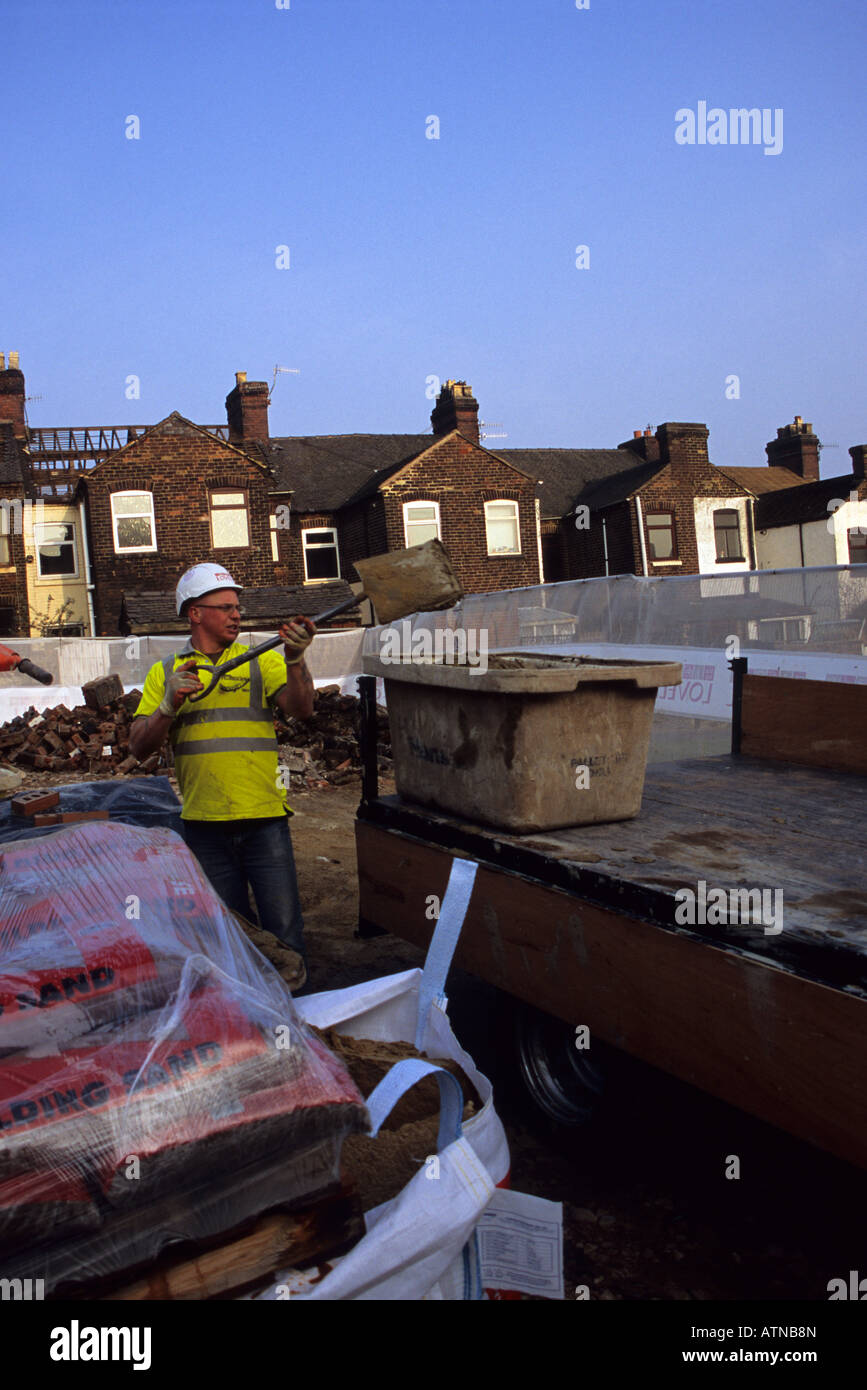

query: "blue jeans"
left=182, top=816, right=306, bottom=960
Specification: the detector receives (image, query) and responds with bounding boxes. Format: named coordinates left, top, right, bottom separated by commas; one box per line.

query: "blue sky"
left=2, top=0, right=864, bottom=473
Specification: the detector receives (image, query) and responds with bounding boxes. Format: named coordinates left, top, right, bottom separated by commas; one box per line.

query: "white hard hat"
left=175, top=564, right=242, bottom=616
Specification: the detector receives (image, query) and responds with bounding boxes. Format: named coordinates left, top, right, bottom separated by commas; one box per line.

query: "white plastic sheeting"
left=361, top=566, right=867, bottom=757
left=0, top=628, right=366, bottom=719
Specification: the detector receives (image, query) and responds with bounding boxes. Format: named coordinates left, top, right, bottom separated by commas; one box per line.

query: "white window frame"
left=403, top=500, right=441, bottom=548
left=209, top=489, right=250, bottom=550
left=302, top=527, right=341, bottom=583
left=484, top=499, right=521, bottom=556
left=270, top=514, right=279, bottom=562
left=110, top=491, right=157, bottom=554
left=34, top=520, right=79, bottom=580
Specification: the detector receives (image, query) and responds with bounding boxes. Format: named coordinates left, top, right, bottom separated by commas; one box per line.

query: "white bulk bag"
left=261, top=858, right=511, bottom=1300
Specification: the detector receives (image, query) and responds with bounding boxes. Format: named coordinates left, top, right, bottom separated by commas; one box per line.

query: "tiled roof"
left=723, top=466, right=810, bottom=496
left=755, top=473, right=863, bottom=529
left=120, top=581, right=360, bottom=635
left=493, top=448, right=653, bottom=519
left=264, top=434, right=433, bottom=511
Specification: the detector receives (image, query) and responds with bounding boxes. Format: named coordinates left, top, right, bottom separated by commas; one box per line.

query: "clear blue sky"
left=3, top=0, right=864, bottom=474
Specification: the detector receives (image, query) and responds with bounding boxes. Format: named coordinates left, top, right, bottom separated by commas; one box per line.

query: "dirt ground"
left=3, top=765, right=864, bottom=1301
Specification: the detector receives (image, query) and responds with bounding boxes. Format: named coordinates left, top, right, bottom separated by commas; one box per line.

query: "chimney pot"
left=644, top=428, right=652, bottom=437
left=0, top=353, right=5, bottom=370
left=235, top=371, right=247, bottom=386
left=8, top=351, right=19, bottom=369
left=633, top=430, right=642, bottom=439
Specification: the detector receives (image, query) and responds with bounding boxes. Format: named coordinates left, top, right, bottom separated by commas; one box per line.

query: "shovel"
left=187, top=539, right=463, bottom=701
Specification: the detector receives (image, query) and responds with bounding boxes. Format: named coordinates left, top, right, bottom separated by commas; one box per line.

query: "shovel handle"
left=187, top=593, right=363, bottom=701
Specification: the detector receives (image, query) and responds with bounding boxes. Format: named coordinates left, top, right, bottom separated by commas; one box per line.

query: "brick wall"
left=378, top=432, right=540, bottom=593
left=332, top=499, right=383, bottom=580
left=638, top=421, right=750, bottom=575
left=82, top=420, right=277, bottom=634
left=0, top=490, right=27, bottom=636
left=563, top=500, right=638, bottom=579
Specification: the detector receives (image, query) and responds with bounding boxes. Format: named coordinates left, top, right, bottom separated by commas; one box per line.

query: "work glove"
left=279, top=616, right=316, bottom=666
left=159, top=660, right=203, bottom=717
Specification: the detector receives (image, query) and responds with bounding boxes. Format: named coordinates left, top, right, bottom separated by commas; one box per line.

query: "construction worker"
left=129, top=563, right=315, bottom=987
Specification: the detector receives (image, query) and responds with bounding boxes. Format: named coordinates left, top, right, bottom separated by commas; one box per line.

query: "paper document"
left=478, top=1188, right=564, bottom=1299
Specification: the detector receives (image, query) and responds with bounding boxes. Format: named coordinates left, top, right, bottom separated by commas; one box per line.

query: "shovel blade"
left=353, top=539, right=463, bottom=624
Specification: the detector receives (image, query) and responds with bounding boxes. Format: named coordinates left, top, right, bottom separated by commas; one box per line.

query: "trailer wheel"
left=513, top=1002, right=606, bottom=1127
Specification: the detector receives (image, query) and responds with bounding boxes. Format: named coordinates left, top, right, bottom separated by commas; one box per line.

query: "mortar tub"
left=362, top=651, right=683, bottom=833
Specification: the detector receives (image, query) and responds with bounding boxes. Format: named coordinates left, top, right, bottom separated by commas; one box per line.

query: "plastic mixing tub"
left=362, top=650, right=682, bottom=833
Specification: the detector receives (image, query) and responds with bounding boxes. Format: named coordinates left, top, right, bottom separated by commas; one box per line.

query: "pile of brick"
left=275, top=684, right=392, bottom=788
left=0, top=677, right=391, bottom=787
left=0, top=675, right=159, bottom=777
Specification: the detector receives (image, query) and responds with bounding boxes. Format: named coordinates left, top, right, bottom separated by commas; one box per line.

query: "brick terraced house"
left=1, top=354, right=863, bottom=638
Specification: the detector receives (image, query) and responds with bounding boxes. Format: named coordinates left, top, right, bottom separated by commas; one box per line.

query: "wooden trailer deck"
left=354, top=670, right=867, bottom=1169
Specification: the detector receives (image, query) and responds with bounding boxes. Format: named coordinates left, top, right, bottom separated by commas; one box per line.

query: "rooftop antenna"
left=480, top=420, right=508, bottom=442
left=269, top=365, right=300, bottom=401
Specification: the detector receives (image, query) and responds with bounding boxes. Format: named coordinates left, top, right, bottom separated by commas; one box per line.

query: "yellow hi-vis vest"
left=134, top=641, right=292, bottom=821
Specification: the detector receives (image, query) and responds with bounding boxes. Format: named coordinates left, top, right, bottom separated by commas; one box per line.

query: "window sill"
left=714, top=557, right=746, bottom=564
left=650, top=559, right=682, bottom=566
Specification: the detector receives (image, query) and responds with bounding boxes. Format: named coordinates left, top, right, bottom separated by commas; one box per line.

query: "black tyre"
left=513, top=1001, right=607, bottom=1127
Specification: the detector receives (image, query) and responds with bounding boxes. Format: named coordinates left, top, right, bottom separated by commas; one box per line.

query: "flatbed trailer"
left=354, top=666, right=867, bottom=1169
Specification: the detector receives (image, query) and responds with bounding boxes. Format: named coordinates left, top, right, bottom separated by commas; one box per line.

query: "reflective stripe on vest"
left=173, top=737, right=279, bottom=757
left=162, top=649, right=276, bottom=758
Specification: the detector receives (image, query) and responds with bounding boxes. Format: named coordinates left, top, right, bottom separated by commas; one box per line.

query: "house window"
left=713, top=509, right=744, bottom=562
left=0, top=534, right=10, bottom=566
left=302, top=528, right=340, bottom=581
left=484, top=500, right=521, bottom=555
left=848, top=529, right=867, bottom=564
left=35, top=521, right=78, bottom=578
left=646, top=512, right=677, bottom=560
left=270, top=515, right=279, bottom=562
left=210, top=490, right=250, bottom=549
left=403, top=501, right=441, bottom=548
left=111, top=492, right=156, bottom=553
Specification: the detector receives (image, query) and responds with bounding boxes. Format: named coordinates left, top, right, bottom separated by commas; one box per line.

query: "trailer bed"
left=355, top=754, right=867, bottom=1167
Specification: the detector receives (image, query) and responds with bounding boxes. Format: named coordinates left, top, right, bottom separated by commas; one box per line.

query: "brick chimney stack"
left=655, top=421, right=710, bottom=472
left=226, top=371, right=270, bottom=444
left=617, top=427, right=660, bottom=463
left=849, top=444, right=867, bottom=481
left=0, top=351, right=26, bottom=436
left=766, top=417, right=820, bottom=482
left=431, top=379, right=480, bottom=445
